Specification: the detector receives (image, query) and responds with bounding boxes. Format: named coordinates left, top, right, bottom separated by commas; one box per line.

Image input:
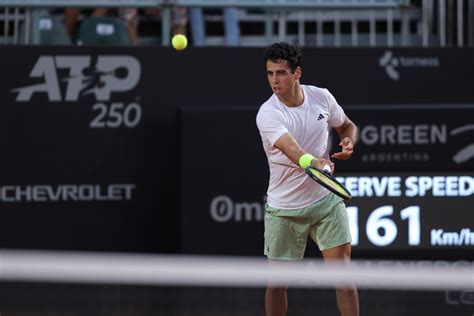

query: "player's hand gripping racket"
left=305, top=166, right=352, bottom=200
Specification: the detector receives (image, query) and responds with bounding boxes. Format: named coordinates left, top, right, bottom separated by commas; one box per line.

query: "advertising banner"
left=180, top=107, right=474, bottom=255
left=332, top=105, right=474, bottom=171
left=0, top=48, right=165, bottom=251
left=0, top=46, right=472, bottom=253
left=338, top=172, right=473, bottom=249
left=305, top=48, right=474, bottom=104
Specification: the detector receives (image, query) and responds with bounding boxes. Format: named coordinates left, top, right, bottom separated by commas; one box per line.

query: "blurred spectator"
left=63, top=7, right=138, bottom=45
left=190, top=7, right=240, bottom=46
left=64, top=7, right=188, bottom=45
left=118, top=8, right=139, bottom=45
left=64, top=8, right=105, bottom=38
left=143, top=6, right=189, bottom=36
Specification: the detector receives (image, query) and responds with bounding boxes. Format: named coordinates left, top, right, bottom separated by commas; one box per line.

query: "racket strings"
left=306, top=167, right=351, bottom=200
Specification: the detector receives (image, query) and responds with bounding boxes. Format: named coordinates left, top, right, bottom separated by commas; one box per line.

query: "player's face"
left=266, top=59, right=301, bottom=98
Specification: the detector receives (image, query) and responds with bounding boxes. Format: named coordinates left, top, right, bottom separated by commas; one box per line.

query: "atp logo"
left=11, top=55, right=141, bottom=102
left=379, top=51, right=399, bottom=81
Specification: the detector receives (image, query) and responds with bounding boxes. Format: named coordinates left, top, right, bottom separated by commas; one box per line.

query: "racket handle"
left=322, top=165, right=331, bottom=174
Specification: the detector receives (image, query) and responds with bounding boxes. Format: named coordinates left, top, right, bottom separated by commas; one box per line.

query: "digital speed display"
left=203, top=173, right=473, bottom=252
left=337, top=173, right=473, bottom=250
left=181, top=107, right=474, bottom=255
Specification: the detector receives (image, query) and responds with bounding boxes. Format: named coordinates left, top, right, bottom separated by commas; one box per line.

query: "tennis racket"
left=305, top=166, right=352, bottom=200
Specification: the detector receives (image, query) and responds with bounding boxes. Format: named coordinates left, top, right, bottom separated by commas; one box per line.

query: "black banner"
left=304, top=48, right=474, bottom=104
left=3, top=47, right=473, bottom=108
left=338, top=173, right=473, bottom=249
left=0, top=46, right=472, bottom=254
left=0, top=48, right=167, bottom=252
left=333, top=105, right=474, bottom=171
left=180, top=108, right=474, bottom=255
left=179, top=108, right=266, bottom=256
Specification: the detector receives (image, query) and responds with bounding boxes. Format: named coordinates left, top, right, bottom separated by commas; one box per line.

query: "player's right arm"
left=257, top=107, right=332, bottom=171
left=274, top=132, right=334, bottom=171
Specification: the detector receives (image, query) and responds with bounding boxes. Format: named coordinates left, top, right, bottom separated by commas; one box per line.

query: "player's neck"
left=278, top=84, right=304, bottom=108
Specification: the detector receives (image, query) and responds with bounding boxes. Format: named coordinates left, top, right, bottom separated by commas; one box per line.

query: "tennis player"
left=256, top=42, right=359, bottom=316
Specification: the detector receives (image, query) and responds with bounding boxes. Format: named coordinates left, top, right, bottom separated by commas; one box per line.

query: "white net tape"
left=0, top=250, right=472, bottom=291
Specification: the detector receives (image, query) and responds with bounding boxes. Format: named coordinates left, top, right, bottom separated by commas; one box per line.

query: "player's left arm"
left=331, top=115, right=358, bottom=160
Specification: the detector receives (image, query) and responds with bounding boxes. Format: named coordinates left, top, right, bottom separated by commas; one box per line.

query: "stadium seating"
left=77, top=16, right=130, bottom=46
left=20, top=15, right=71, bottom=45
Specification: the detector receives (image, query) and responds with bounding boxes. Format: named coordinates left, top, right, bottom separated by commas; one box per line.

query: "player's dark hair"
left=264, top=42, right=303, bottom=73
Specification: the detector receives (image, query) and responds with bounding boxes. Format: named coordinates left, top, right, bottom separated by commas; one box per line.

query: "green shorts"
left=264, top=193, right=351, bottom=260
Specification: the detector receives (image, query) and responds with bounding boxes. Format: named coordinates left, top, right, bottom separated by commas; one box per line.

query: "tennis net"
left=0, top=249, right=472, bottom=316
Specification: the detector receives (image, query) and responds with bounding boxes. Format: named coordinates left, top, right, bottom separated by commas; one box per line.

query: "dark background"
left=0, top=46, right=473, bottom=260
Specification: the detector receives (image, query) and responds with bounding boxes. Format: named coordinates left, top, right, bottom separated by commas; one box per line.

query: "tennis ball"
left=171, top=34, right=188, bottom=51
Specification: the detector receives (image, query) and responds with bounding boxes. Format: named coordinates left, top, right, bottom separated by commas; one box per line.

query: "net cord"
left=0, top=250, right=472, bottom=291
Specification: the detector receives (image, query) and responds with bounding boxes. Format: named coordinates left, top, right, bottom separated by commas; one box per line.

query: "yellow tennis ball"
left=171, top=34, right=188, bottom=51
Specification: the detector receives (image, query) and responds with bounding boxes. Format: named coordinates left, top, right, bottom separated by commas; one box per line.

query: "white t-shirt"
left=256, top=84, right=346, bottom=209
